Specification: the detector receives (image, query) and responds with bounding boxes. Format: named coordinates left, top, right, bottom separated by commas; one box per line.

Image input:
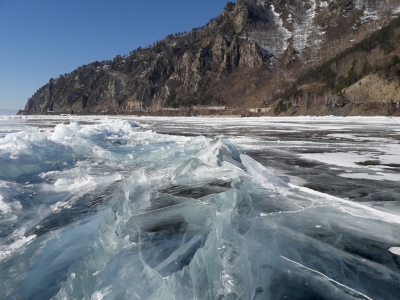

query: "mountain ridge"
left=20, top=0, right=400, bottom=116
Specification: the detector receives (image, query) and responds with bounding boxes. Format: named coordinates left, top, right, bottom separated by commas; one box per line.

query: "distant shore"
left=17, top=101, right=400, bottom=118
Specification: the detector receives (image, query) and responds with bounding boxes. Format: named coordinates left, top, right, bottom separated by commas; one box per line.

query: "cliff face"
left=23, top=0, right=400, bottom=115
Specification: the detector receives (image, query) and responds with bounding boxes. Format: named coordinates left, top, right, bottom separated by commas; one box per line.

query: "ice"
left=0, top=194, right=11, bottom=213
left=241, top=154, right=288, bottom=189
left=0, top=116, right=400, bottom=299
left=339, top=172, right=400, bottom=182
left=51, top=122, right=81, bottom=141
left=0, top=234, right=36, bottom=262
left=389, top=247, right=400, bottom=255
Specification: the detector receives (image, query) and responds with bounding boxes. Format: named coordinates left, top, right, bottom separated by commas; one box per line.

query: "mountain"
left=21, top=0, right=400, bottom=116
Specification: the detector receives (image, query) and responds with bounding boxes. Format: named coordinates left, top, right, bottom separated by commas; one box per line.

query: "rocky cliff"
left=22, top=0, right=400, bottom=116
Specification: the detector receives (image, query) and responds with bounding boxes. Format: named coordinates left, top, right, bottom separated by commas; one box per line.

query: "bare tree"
left=378, top=101, right=394, bottom=117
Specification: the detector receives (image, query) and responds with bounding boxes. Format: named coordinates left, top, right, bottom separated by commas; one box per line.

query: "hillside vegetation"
left=275, top=16, right=400, bottom=116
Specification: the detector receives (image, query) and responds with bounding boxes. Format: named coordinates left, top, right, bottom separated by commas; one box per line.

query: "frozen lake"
left=134, top=116, right=400, bottom=206
left=0, top=115, right=399, bottom=299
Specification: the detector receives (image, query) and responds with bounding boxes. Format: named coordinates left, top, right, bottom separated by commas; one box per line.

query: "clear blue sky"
left=0, top=0, right=233, bottom=110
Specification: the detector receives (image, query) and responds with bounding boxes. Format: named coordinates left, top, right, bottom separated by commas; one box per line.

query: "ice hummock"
left=0, top=118, right=399, bottom=299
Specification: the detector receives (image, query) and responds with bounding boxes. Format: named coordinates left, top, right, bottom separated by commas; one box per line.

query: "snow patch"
left=50, top=201, right=72, bottom=213
left=268, top=5, right=292, bottom=57
left=394, top=6, right=400, bottom=15
left=319, top=1, right=328, bottom=8
left=389, top=247, right=400, bottom=255
left=292, top=0, right=324, bottom=54
left=0, top=235, right=36, bottom=262
left=0, top=194, right=11, bottom=213
left=256, top=0, right=267, bottom=7
left=339, top=172, right=400, bottom=182
left=91, top=286, right=112, bottom=300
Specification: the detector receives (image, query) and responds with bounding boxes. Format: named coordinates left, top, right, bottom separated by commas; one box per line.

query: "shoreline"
left=17, top=101, right=400, bottom=118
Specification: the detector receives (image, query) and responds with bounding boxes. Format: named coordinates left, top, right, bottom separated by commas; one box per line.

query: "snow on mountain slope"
left=292, top=0, right=322, bottom=54
left=246, top=0, right=400, bottom=59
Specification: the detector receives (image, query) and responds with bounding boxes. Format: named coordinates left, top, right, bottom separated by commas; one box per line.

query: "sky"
left=0, top=0, right=233, bottom=110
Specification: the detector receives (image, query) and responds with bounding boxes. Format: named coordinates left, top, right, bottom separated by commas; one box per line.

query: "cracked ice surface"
left=0, top=116, right=400, bottom=299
